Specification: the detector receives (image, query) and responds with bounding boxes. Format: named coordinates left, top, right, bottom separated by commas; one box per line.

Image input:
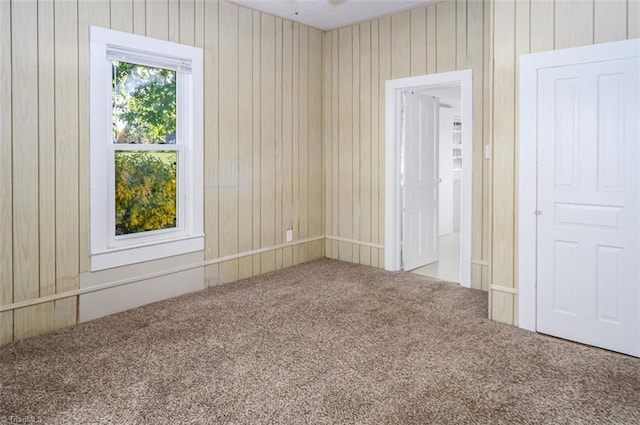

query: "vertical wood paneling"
left=378, top=16, right=391, bottom=266
left=238, top=6, right=254, bottom=279
left=351, top=27, right=361, bottom=262
left=260, top=14, right=276, bottom=272
left=133, top=0, right=145, bottom=35
left=204, top=0, right=220, bottom=285
left=309, top=28, right=323, bottom=259
left=322, top=31, right=333, bottom=259
left=179, top=0, right=195, bottom=45
left=54, top=0, right=79, bottom=328
left=358, top=22, right=372, bottom=265
left=491, top=0, right=516, bottom=324
left=299, top=25, right=310, bottom=264
left=274, top=18, right=284, bottom=269
left=168, top=0, right=180, bottom=42
left=338, top=27, right=353, bottom=262
left=359, top=22, right=372, bottom=266
left=14, top=304, right=53, bottom=340
left=456, top=0, right=467, bottom=69
left=12, top=0, right=40, bottom=305
left=331, top=30, right=340, bottom=258
left=3, top=0, right=327, bottom=345
left=370, top=21, right=379, bottom=267
left=391, top=11, right=411, bottom=78
left=110, top=0, right=133, bottom=33
left=530, top=0, right=554, bottom=53
left=6, top=0, right=632, bottom=344
left=251, top=10, right=261, bottom=274
left=594, top=0, right=627, bottom=43
left=38, top=0, right=57, bottom=298
left=218, top=1, right=239, bottom=283
left=410, top=9, right=427, bottom=76
left=513, top=0, right=531, bottom=308
left=292, top=23, right=300, bottom=265
left=0, top=0, right=13, bottom=344
left=436, top=1, right=456, bottom=72
left=555, top=0, right=594, bottom=49
left=195, top=0, right=204, bottom=48
left=146, top=0, right=169, bottom=40
left=283, top=20, right=294, bottom=267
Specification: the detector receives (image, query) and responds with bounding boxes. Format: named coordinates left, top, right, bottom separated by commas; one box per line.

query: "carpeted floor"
left=1, top=259, right=639, bottom=424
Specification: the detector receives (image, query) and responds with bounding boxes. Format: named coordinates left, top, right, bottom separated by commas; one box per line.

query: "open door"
left=402, top=92, right=439, bottom=271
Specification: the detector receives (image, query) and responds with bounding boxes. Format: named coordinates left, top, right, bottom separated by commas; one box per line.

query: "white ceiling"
left=228, top=0, right=439, bottom=30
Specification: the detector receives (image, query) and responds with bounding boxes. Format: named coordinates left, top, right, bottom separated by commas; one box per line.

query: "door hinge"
left=535, top=209, right=542, bottom=215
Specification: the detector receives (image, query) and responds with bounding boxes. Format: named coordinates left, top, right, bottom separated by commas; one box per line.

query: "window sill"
left=90, top=234, right=205, bottom=271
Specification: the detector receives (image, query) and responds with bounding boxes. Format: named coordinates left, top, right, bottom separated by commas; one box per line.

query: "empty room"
left=1, top=0, right=639, bottom=423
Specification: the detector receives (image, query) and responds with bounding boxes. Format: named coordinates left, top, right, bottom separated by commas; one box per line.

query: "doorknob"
left=437, top=178, right=442, bottom=183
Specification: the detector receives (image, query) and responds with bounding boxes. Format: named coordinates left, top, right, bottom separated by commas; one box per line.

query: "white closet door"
left=536, top=57, right=639, bottom=356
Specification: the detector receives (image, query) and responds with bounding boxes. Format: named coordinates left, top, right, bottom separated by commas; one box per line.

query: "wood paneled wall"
left=0, top=0, right=323, bottom=345
left=490, top=0, right=637, bottom=325
left=2, top=0, right=637, bottom=344
left=322, top=1, right=493, bottom=291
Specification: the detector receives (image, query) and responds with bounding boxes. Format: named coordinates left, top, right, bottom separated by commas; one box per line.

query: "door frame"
left=384, top=70, right=473, bottom=288
left=518, top=38, right=640, bottom=332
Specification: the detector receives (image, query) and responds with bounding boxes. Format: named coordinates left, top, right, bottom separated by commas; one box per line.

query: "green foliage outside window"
left=115, top=151, right=177, bottom=235
left=112, top=61, right=178, bottom=235
left=112, top=61, right=176, bottom=144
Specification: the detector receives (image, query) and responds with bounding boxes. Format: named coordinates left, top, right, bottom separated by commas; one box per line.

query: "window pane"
left=115, top=151, right=177, bottom=235
left=112, top=61, right=176, bottom=144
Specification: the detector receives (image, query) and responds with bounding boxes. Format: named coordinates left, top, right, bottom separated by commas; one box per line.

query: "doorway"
left=412, top=86, right=463, bottom=283
left=384, top=70, right=472, bottom=288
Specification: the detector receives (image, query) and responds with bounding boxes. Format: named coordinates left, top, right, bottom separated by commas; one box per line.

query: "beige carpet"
left=1, top=259, right=639, bottom=424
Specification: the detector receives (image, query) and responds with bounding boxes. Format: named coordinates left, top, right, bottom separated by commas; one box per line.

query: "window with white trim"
left=89, top=26, right=203, bottom=271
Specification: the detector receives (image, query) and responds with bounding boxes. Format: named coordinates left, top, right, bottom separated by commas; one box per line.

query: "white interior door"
left=402, top=92, right=439, bottom=271
left=536, top=56, right=639, bottom=356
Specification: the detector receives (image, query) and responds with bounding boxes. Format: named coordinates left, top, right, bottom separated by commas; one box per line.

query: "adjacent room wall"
left=490, top=0, right=638, bottom=325
left=322, top=1, right=492, bottom=291
left=0, top=0, right=324, bottom=345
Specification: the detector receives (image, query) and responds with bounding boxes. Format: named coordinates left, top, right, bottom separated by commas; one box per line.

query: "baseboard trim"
left=325, top=235, right=384, bottom=249
left=491, top=284, right=518, bottom=295
left=0, top=236, right=325, bottom=313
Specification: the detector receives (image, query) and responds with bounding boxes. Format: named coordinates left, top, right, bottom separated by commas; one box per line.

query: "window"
left=90, top=27, right=203, bottom=271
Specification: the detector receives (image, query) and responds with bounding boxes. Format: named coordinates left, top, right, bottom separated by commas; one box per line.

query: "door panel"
left=402, top=92, right=439, bottom=271
left=537, top=57, right=639, bottom=356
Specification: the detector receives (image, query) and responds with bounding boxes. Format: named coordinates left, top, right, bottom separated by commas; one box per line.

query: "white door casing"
left=402, top=92, right=439, bottom=271
left=519, top=38, right=640, bottom=357
left=385, top=70, right=473, bottom=289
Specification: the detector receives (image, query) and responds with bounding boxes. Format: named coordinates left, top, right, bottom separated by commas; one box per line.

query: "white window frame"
left=89, top=26, right=203, bottom=271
